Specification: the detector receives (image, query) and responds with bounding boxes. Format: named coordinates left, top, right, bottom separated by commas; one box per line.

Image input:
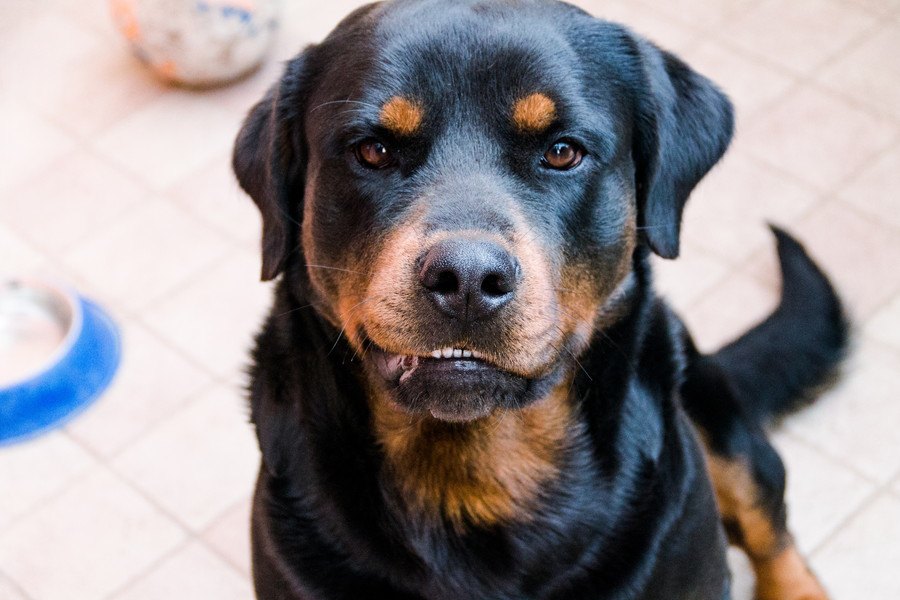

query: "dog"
left=232, top=1, right=848, bottom=598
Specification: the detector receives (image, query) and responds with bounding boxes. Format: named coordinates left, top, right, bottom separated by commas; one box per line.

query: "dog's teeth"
left=462, top=350, right=472, bottom=358
left=471, top=350, right=483, bottom=359
left=441, top=347, right=454, bottom=359
left=453, top=348, right=462, bottom=358
left=430, top=350, right=442, bottom=358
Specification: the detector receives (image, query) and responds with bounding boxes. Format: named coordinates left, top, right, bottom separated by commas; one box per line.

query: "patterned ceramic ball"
left=110, top=0, right=278, bottom=87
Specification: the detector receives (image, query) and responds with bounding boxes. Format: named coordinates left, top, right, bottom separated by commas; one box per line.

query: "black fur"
left=233, top=1, right=848, bottom=598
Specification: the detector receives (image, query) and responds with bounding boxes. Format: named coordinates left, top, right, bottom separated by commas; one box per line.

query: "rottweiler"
left=232, top=1, right=848, bottom=598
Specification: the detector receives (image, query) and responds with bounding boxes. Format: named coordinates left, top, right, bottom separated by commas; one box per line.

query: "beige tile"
left=25, top=46, right=167, bottom=138
left=0, top=12, right=102, bottom=94
left=166, top=154, right=262, bottom=245
left=864, top=295, right=900, bottom=352
left=1, top=150, right=148, bottom=253
left=0, top=432, right=95, bottom=531
left=94, top=91, right=243, bottom=190
left=741, top=86, right=896, bottom=191
left=0, top=223, right=46, bottom=274
left=770, top=432, right=875, bottom=554
left=0, top=99, right=75, bottom=194
left=652, top=241, right=731, bottom=314
left=65, top=321, right=213, bottom=458
left=719, top=0, right=876, bottom=74
left=681, top=151, right=819, bottom=264
left=629, top=0, right=759, bottom=30
left=582, top=0, right=698, bottom=52
left=785, top=339, right=900, bottom=484
left=818, top=21, right=900, bottom=119
left=203, top=496, right=253, bottom=577
left=113, top=385, right=260, bottom=531
left=142, top=249, right=271, bottom=377
left=680, top=267, right=778, bottom=352
left=0, top=572, right=28, bottom=600
left=727, top=547, right=755, bottom=600
left=111, top=541, right=252, bottom=600
left=0, top=467, right=185, bottom=600
left=747, top=201, right=900, bottom=319
left=680, top=41, right=796, bottom=120
left=838, top=143, right=900, bottom=231
left=812, top=493, right=900, bottom=600
left=61, top=199, right=231, bottom=312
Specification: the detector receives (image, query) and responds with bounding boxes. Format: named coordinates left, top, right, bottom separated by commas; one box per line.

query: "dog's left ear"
left=630, top=38, right=734, bottom=259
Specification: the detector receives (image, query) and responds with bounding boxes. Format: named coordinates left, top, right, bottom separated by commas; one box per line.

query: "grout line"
left=809, top=484, right=893, bottom=558
left=98, top=536, right=195, bottom=600
left=0, top=564, right=36, bottom=600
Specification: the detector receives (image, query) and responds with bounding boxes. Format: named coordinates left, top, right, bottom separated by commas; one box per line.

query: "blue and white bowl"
left=0, top=278, right=121, bottom=446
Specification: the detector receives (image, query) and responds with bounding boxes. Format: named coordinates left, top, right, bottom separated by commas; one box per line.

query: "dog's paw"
left=753, top=545, right=830, bottom=600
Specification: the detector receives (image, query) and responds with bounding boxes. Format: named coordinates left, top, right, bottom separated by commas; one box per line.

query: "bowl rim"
left=0, top=276, right=84, bottom=391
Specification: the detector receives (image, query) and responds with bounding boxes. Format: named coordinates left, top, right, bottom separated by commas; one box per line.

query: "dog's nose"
left=419, top=239, right=518, bottom=322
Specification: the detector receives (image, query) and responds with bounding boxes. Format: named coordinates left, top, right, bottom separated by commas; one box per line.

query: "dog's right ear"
left=233, top=52, right=313, bottom=281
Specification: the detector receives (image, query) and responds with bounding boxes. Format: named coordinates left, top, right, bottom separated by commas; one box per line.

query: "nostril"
left=481, top=273, right=511, bottom=297
left=431, top=270, right=460, bottom=295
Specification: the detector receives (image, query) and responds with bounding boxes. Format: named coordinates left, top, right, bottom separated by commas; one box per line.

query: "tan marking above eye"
left=512, top=93, right=557, bottom=133
left=380, top=96, right=423, bottom=136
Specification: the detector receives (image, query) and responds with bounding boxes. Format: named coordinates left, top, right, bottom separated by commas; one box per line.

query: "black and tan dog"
left=232, top=1, right=848, bottom=598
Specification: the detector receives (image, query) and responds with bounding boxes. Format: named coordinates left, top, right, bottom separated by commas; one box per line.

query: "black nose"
left=419, top=238, right=518, bottom=322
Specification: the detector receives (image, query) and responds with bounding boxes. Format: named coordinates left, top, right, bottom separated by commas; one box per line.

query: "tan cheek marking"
left=370, top=377, right=574, bottom=530
left=512, top=93, right=557, bottom=133
left=380, top=96, right=423, bottom=136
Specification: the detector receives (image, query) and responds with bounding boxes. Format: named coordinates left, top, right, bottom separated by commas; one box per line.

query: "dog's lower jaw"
left=368, top=375, right=575, bottom=530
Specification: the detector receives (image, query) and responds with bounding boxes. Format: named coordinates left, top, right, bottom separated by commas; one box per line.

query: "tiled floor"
left=1, top=1, right=899, bottom=598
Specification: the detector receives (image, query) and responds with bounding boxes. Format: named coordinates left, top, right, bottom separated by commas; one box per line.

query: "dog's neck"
left=369, top=378, right=576, bottom=530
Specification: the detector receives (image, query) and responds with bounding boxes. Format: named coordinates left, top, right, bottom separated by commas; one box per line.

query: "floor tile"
left=0, top=99, right=75, bottom=194
left=94, top=91, right=243, bottom=190
left=0, top=224, right=46, bottom=274
left=838, top=143, right=900, bottom=231
left=61, top=199, right=231, bottom=312
left=719, top=0, right=876, bottom=74
left=818, top=21, right=900, bottom=119
left=740, top=86, right=895, bottom=191
left=142, top=249, right=271, bottom=377
left=785, top=338, right=900, bottom=484
left=65, top=320, right=213, bottom=458
left=583, top=0, right=698, bottom=52
left=0, top=12, right=102, bottom=95
left=770, top=432, right=875, bottom=554
left=679, top=41, right=795, bottom=120
left=630, top=0, right=759, bottom=30
left=727, top=547, right=755, bottom=600
left=110, top=541, right=252, bottom=600
left=652, top=241, right=731, bottom=314
left=812, top=493, right=900, bottom=600
left=0, top=150, right=148, bottom=254
left=113, top=385, right=260, bottom=531
left=0, top=572, right=28, bottom=600
left=679, top=266, right=778, bottom=353
left=746, top=201, right=900, bottom=319
left=863, top=295, right=900, bottom=353
left=166, top=153, right=262, bottom=245
left=843, top=0, right=900, bottom=16
left=0, top=432, right=95, bottom=531
left=203, top=496, right=253, bottom=577
left=680, top=151, right=819, bottom=264
left=0, top=467, right=185, bottom=600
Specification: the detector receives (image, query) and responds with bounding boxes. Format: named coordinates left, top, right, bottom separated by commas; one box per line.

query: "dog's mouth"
left=364, top=338, right=557, bottom=422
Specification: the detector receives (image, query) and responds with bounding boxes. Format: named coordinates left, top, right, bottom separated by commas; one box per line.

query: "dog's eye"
left=542, top=141, right=583, bottom=170
left=355, top=139, right=393, bottom=169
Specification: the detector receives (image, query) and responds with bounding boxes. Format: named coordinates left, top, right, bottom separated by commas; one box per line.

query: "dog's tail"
left=702, top=226, right=849, bottom=425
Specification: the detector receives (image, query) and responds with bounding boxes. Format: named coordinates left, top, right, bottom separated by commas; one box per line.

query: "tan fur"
left=370, top=379, right=574, bottom=529
left=705, top=455, right=829, bottom=600
left=380, top=96, right=423, bottom=136
left=512, top=93, right=557, bottom=133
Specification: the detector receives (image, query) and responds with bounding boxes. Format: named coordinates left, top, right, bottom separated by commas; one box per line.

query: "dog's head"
left=234, top=0, right=732, bottom=422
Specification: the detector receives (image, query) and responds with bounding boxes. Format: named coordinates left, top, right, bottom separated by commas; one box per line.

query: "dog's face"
left=234, top=0, right=732, bottom=422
